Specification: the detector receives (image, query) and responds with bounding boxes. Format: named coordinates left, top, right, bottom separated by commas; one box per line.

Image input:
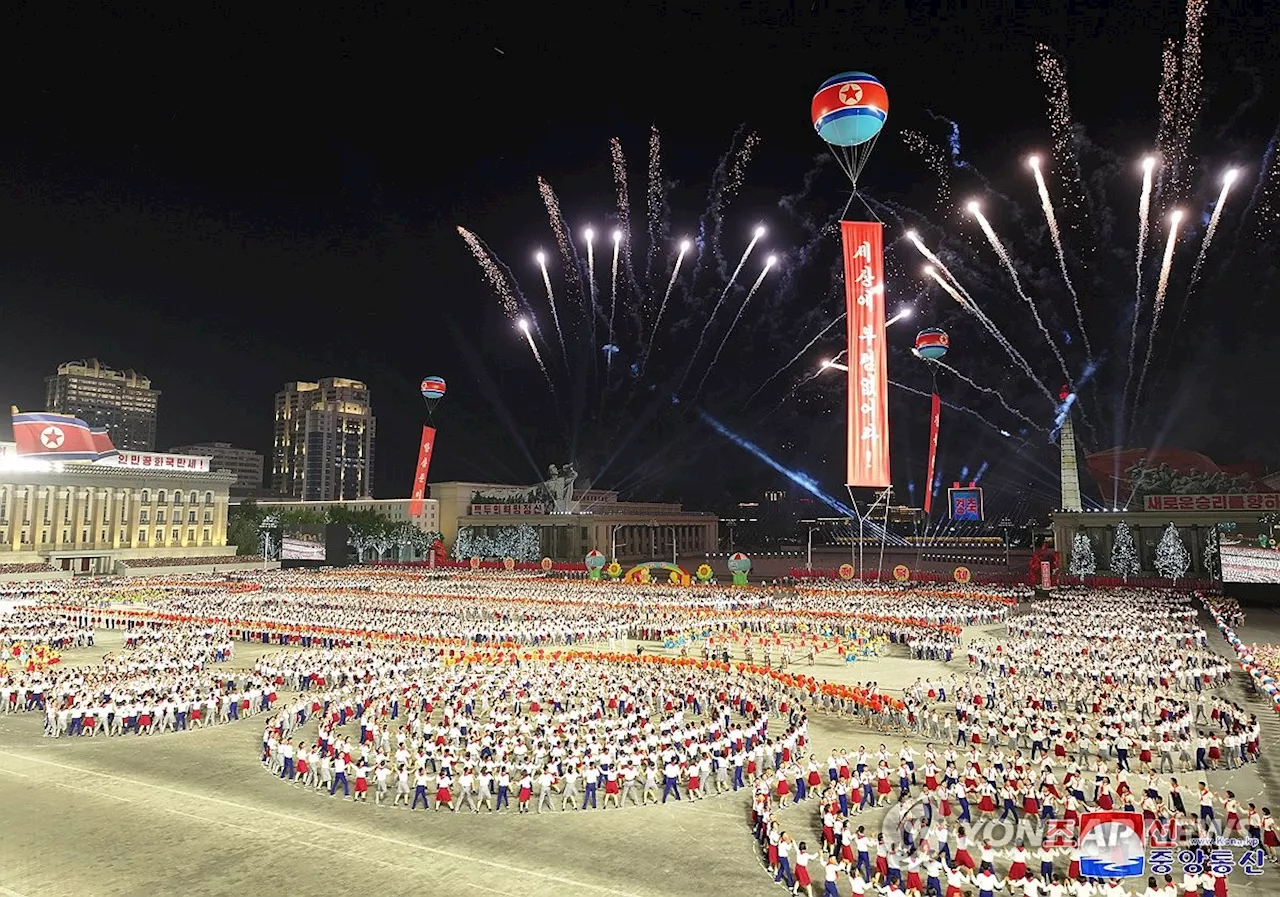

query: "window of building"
left=172, top=528, right=180, bottom=543
left=141, top=490, right=150, bottom=504
left=157, top=490, right=167, bottom=504
left=140, top=510, right=149, bottom=523
left=20, top=530, right=28, bottom=544
left=156, top=510, right=165, bottom=524
left=203, top=527, right=211, bottom=543
left=173, top=492, right=183, bottom=505
left=190, top=492, right=198, bottom=505
left=205, top=492, right=213, bottom=504
left=41, top=530, right=49, bottom=544
left=187, top=528, right=195, bottom=542
left=184, top=510, right=194, bottom=523
left=83, top=503, right=92, bottom=524
left=81, top=530, right=88, bottom=543
left=100, top=530, right=107, bottom=543
left=139, top=530, right=148, bottom=543
left=203, top=511, right=213, bottom=524
left=60, top=530, right=67, bottom=543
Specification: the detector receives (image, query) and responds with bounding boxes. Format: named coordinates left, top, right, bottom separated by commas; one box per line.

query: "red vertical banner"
left=842, top=221, right=890, bottom=487
left=409, top=425, right=437, bottom=516
left=924, top=392, right=941, bottom=515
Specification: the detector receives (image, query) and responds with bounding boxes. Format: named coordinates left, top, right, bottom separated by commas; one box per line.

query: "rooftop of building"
left=51, top=359, right=153, bottom=389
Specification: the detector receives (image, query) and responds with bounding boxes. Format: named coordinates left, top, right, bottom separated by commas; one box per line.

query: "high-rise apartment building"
left=168, top=442, right=264, bottom=496
left=272, top=379, right=375, bottom=501
left=45, top=359, right=160, bottom=451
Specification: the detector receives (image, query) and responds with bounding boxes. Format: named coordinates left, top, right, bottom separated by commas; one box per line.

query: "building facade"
left=241, top=496, right=440, bottom=535
left=431, top=481, right=718, bottom=562
left=45, top=358, right=161, bottom=450
left=272, top=378, right=375, bottom=501
left=1051, top=494, right=1280, bottom=578
left=0, top=449, right=235, bottom=575
left=169, top=442, right=264, bottom=495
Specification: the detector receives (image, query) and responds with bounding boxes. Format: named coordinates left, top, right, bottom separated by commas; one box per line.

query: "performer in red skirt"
left=435, top=775, right=454, bottom=811
left=1007, top=844, right=1029, bottom=881
left=1022, top=792, right=1039, bottom=816
left=796, top=843, right=813, bottom=892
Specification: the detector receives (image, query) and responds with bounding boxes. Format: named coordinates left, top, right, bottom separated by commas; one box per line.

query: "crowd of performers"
left=747, top=590, right=1276, bottom=897
left=0, top=606, right=275, bottom=736
left=0, top=571, right=1276, bottom=895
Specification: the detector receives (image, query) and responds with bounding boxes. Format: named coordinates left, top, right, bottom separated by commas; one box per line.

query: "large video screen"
left=948, top=487, right=984, bottom=522
left=1218, top=522, right=1280, bottom=583
left=281, top=524, right=327, bottom=562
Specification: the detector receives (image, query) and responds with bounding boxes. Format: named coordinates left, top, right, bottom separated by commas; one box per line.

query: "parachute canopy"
left=811, top=72, right=888, bottom=186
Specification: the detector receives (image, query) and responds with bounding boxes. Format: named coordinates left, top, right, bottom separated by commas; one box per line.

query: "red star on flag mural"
left=839, top=83, right=863, bottom=105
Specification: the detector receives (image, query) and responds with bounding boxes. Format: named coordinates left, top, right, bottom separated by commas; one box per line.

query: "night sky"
left=2, top=3, right=1278, bottom=519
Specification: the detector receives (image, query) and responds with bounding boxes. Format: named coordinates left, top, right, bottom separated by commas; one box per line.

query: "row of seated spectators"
left=117, top=556, right=264, bottom=569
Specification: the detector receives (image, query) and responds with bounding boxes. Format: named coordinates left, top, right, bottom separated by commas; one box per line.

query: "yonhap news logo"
left=1079, top=811, right=1146, bottom=879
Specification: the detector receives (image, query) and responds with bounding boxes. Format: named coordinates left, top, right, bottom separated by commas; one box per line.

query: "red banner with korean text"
left=842, top=221, right=890, bottom=487
left=924, top=391, right=940, bottom=515
left=409, top=425, right=437, bottom=516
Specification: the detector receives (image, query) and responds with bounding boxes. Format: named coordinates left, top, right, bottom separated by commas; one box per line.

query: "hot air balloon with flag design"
left=811, top=72, right=889, bottom=187
left=411, top=376, right=447, bottom=519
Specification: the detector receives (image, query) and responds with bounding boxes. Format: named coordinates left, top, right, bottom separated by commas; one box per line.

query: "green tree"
left=227, top=500, right=266, bottom=556
left=278, top=507, right=326, bottom=528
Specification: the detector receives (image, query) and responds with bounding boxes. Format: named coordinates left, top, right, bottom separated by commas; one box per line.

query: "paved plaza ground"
left=1, top=602, right=1278, bottom=896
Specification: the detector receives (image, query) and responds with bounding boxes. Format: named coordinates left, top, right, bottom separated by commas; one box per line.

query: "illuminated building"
left=45, top=358, right=160, bottom=451
left=431, top=481, right=718, bottom=562
left=272, top=379, right=375, bottom=501
left=0, top=443, right=235, bottom=575
left=241, top=496, right=440, bottom=535
left=169, top=442, right=264, bottom=496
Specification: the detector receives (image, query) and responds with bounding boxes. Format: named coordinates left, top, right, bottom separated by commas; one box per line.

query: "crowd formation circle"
left=1, top=570, right=1277, bottom=895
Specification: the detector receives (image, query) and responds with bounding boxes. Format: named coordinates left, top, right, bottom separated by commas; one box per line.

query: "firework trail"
left=694, top=258, right=776, bottom=400
left=909, top=236, right=1055, bottom=405
left=1122, top=156, right=1160, bottom=407
left=677, top=226, right=767, bottom=393
left=699, top=129, right=760, bottom=283
left=609, top=138, right=633, bottom=271
left=646, top=126, right=666, bottom=284
left=535, top=251, right=568, bottom=366
left=926, top=358, right=1045, bottom=430
left=967, top=203, right=1074, bottom=387
left=518, top=319, right=555, bottom=396
left=607, top=230, right=620, bottom=375
left=889, top=379, right=1018, bottom=439
left=643, top=239, right=690, bottom=366
left=1034, top=43, right=1090, bottom=233
left=457, top=227, right=521, bottom=318
left=726, top=131, right=760, bottom=198
left=1245, top=118, right=1280, bottom=240
left=1135, top=157, right=1157, bottom=303
left=1170, top=0, right=1207, bottom=201
left=1177, top=169, right=1238, bottom=326
left=1028, top=156, right=1093, bottom=362
left=901, top=130, right=952, bottom=211
left=585, top=228, right=599, bottom=381
left=747, top=312, right=847, bottom=404
left=1155, top=39, right=1179, bottom=194
left=756, top=351, right=844, bottom=424
left=537, top=177, right=582, bottom=308
left=1131, top=210, right=1184, bottom=419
